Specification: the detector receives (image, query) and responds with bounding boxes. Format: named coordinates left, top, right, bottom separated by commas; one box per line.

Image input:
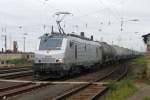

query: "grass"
left=106, top=80, right=137, bottom=100
left=105, top=56, right=149, bottom=100
left=7, top=59, right=32, bottom=65
left=132, top=56, right=147, bottom=66
left=137, top=56, right=150, bottom=85
left=143, top=97, right=150, bottom=100
left=127, top=56, right=147, bottom=79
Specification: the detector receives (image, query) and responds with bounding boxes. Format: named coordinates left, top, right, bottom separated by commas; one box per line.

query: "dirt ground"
left=128, top=82, right=150, bottom=100
left=127, top=56, right=150, bottom=100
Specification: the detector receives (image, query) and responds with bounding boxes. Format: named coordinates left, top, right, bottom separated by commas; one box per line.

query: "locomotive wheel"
left=33, top=72, right=40, bottom=80
left=59, top=71, right=65, bottom=77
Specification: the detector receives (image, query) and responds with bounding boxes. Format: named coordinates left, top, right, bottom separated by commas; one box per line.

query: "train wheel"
left=72, top=67, right=81, bottom=74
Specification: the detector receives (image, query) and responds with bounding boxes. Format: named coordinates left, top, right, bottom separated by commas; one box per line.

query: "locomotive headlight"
left=56, top=58, right=63, bottom=63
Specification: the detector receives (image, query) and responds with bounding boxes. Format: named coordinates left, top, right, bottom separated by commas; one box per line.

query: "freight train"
left=33, top=32, right=139, bottom=78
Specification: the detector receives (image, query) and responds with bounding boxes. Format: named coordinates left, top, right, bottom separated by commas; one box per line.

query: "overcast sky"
left=0, top=0, right=149, bottom=52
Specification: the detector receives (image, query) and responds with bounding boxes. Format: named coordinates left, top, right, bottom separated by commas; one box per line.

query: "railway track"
left=0, top=66, right=33, bottom=79
left=0, top=67, right=35, bottom=99
left=0, top=64, right=127, bottom=100
left=0, top=82, right=50, bottom=100
left=53, top=65, right=128, bottom=100
left=0, top=66, right=116, bottom=100
left=0, top=70, right=33, bottom=79
left=0, top=67, right=31, bottom=74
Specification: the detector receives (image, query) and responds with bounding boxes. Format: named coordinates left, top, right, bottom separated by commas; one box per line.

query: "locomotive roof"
left=41, top=33, right=94, bottom=41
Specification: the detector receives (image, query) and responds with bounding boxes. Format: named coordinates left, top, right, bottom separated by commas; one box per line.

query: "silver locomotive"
left=33, top=32, right=103, bottom=78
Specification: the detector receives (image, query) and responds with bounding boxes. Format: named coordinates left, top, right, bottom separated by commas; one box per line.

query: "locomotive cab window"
left=39, top=38, right=63, bottom=50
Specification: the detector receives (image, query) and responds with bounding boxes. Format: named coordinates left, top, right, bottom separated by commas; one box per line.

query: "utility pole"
left=43, top=24, right=46, bottom=33
left=1, top=27, right=7, bottom=52
left=51, top=25, right=54, bottom=34
left=119, top=18, right=139, bottom=47
left=120, top=18, right=139, bottom=32
left=23, top=36, right=25, bottom=52
left=2, top=35, right=7, bottom=52
left=4, top=35, right=7, bottom=52
left=19, top=26, right=27, bottom=52
left=23, top=33, right=27, bottom=53
left=120, top=18, right=123, bottom=32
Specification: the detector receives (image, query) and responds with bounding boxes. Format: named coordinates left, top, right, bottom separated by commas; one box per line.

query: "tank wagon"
left=98, top=42, right=116, bottom=63
left=33, top=32, right=139, bottom=78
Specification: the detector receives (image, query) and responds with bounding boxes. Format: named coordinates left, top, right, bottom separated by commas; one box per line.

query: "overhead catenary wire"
left=96, top=0, right=122, bottom=23
left=36, top=0, right=119, bottom=32
left=0, top=0, right=126, bottom=33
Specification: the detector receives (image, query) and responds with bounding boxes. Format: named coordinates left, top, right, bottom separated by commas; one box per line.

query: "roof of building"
left=142, top=33, right=150, bottom=44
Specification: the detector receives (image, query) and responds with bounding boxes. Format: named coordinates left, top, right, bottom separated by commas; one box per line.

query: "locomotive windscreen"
left=39, top=38, right=63, bottom=50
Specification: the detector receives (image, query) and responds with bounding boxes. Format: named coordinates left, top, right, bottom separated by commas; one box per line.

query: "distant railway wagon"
left=98, top=42, right=116, bottom=63
left=33, top=32, right=140, bottom=78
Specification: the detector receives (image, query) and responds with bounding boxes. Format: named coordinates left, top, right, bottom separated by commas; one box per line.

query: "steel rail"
left=52, top=66, right=120, bottom=100
left=0, top=83, right=50, bottom=99
left=0, top=67, right=31, bottom=74
left=90, top=65, right=128, bottom=100
left=0, top=70, right=33, bottom=79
